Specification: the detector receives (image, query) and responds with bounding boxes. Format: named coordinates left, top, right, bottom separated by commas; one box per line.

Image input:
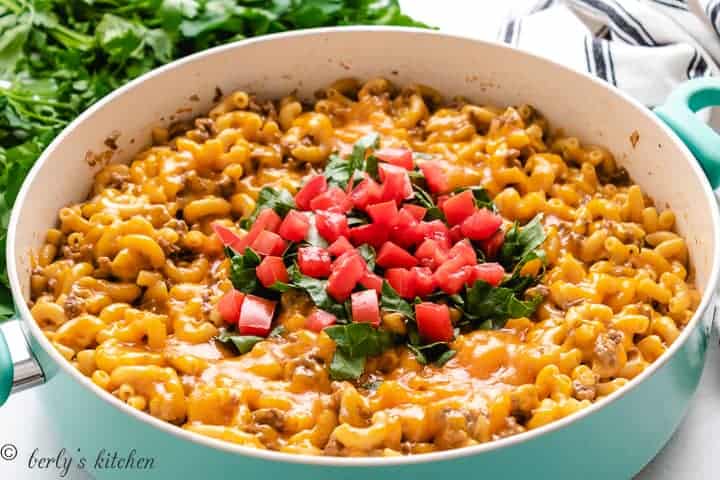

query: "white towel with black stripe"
left=403, top=0, right=720, bottom=107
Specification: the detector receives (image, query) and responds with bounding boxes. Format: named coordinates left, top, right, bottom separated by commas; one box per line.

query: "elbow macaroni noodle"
left=30, top=78, right=699, bottom=456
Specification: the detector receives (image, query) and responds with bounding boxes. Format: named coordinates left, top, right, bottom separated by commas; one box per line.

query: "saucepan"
left=1, top=28, right=719, bottom=479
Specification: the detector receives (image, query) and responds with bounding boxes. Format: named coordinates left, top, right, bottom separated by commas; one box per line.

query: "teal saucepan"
left=1, top=28, right=719, bottom=479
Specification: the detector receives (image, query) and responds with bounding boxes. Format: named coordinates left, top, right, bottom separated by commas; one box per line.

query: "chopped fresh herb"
left=463, top=280, right=543, bottom=329
left=410, top=184, right=444, bottom=221
left=455, top=186, right=495, bottom=211
left=325, top=322, right=394, bottom=380
left=216, top=331, right=264, bottom=355
left=324, top=133, right=380, bottom=188
left=248, top=187, right=296, bottom=222
left=407, top=342, right=456, bottom=366
left=357, top=244, right=376, bottom=271
left=329, top=349, right=366, bottom=381
left=227, top=247, right=262, bottom=293
left=288, top=264, right=348, bottom=320
left=380, top=281, right=414, bottom=320
left=498, top=214, right=546, bottom=271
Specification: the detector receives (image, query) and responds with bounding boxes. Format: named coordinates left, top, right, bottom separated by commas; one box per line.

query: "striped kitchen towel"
left=494, top=0, right=720, bottom=107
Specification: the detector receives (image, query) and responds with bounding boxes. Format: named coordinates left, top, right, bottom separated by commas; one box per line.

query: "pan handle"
left=0, top=323, right=11, bottom=406
left=0, top=317, right=45, bottom=406
left=655, top=78, right=720, bottom=189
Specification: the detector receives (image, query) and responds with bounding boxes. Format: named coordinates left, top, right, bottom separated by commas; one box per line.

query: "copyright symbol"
left=0, top=443, right=17, bottom=461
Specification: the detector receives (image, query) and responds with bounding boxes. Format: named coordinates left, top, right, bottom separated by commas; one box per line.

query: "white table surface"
left=2, top=1, right=719, bottom=478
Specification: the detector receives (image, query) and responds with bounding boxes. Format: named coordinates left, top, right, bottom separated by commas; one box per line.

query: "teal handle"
left=0, top=323, right=12, bottom=406
left=655, top=78, right=720, bottom=188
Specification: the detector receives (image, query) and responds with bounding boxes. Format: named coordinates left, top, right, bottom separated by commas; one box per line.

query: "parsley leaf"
left=454, top=186, right=495, bottom=211
left=227, top=247, right=262, bottom=293
left=463, top=280, right=543, bottom=330
left=324, top=133, right=380, bottom=188
left=216, top=330, right=264, bottom=354
left=410, top=184, right=444, bottom=221
left=247, top=187, right=296, bottom=224
left=380, top=281, right=414, bottom=319
left=498, top=214, right=546, bottom=271
left=287, top=264, right=348, bottom=320
left=325, top=323, right=395, bottom=380
left=357, top=244, right=376, bottom=271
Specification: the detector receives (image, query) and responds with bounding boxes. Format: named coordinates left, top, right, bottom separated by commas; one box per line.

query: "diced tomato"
left=257, top=208, right=283, bottom=233
left=278, top=210, right=310, bottom=242
left=327, top=251, right=366, bottom=301
left=461, top=209, right=503, bottom=241
left=351, top=290, right=380, bottom=327
left=442, top=190, right=476, bottom=226
left=315, top=210, right=349, bottom=243
left=256, top=256, right=289, bottom=288
left=367, top=200, right=399, bottom=227
left=238, top=294, right=276, bottom=336
left=229, top=208, right=284, bottom=252
left=359, top=271, right=384, bottom=293
left=298, top=246, right=332, bottom=278
left=349, top=223, right=389, bottom=249
left=402, top=204, right=427, bottom=221
left=433, top=256, right=471, bottom=294
left=385, top=268, right=415, bottom=299
left=211, top=224, right=245, bottom=252
left=349, top=176, right=382, bottom=211
left=420, top=220, right=451, bottom=248
left=415, top=302, right=453, bottom=343
left=377, top=241, right=418, bottom=269
left=295, top=175, right=327, bottom=211
left=419, top=161, right=449, bottom=194
left=449, top=239, right=477, bottom=266
left=449, top=224, right=463, bottom=244
left=310, top=186, right=350, bottom=213
left=251, top=230, right=287, bottom=256
left=480, top=229, right=505, bottom=259
left=411, top=267, right=436, bottom=297
left=217, top=289, right=245, bottom=324
left=375, top=148, right=414, bottom=170
left=305, top=309, right=337, bottom=332
left=466, top=262, right=505, bottom=287
left=415, top=238, right=449, bottom=271
left=389, top=209, right=423, bottom=248
left=328, top=236, right=354, bottom=257
left=379, top=163, right=413, bottom=204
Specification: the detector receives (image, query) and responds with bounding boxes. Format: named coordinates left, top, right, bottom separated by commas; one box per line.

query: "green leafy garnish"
left=380, top=281, right=414, bottom=320
left=407, top=342, right=456, bottom=366
left=227, top=247, right=262, bottom=293
left=498, top=214, right=546, bottom=271
left=216, top=331, right=264, bottom=355
left=324, top=133, right=380, bottom=188
left=357, top=244, right=376, bottom=271
left=325, top=323, right=394, bottom=380
left=287, top=264, right=348, bottom=320
left=462, top=280, right=543, bottom=330
left=410, top=184, right=444, bottom=221
left=246, top=187, right=296, bottom=224
left=455, top=186, right=495, bottom=211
